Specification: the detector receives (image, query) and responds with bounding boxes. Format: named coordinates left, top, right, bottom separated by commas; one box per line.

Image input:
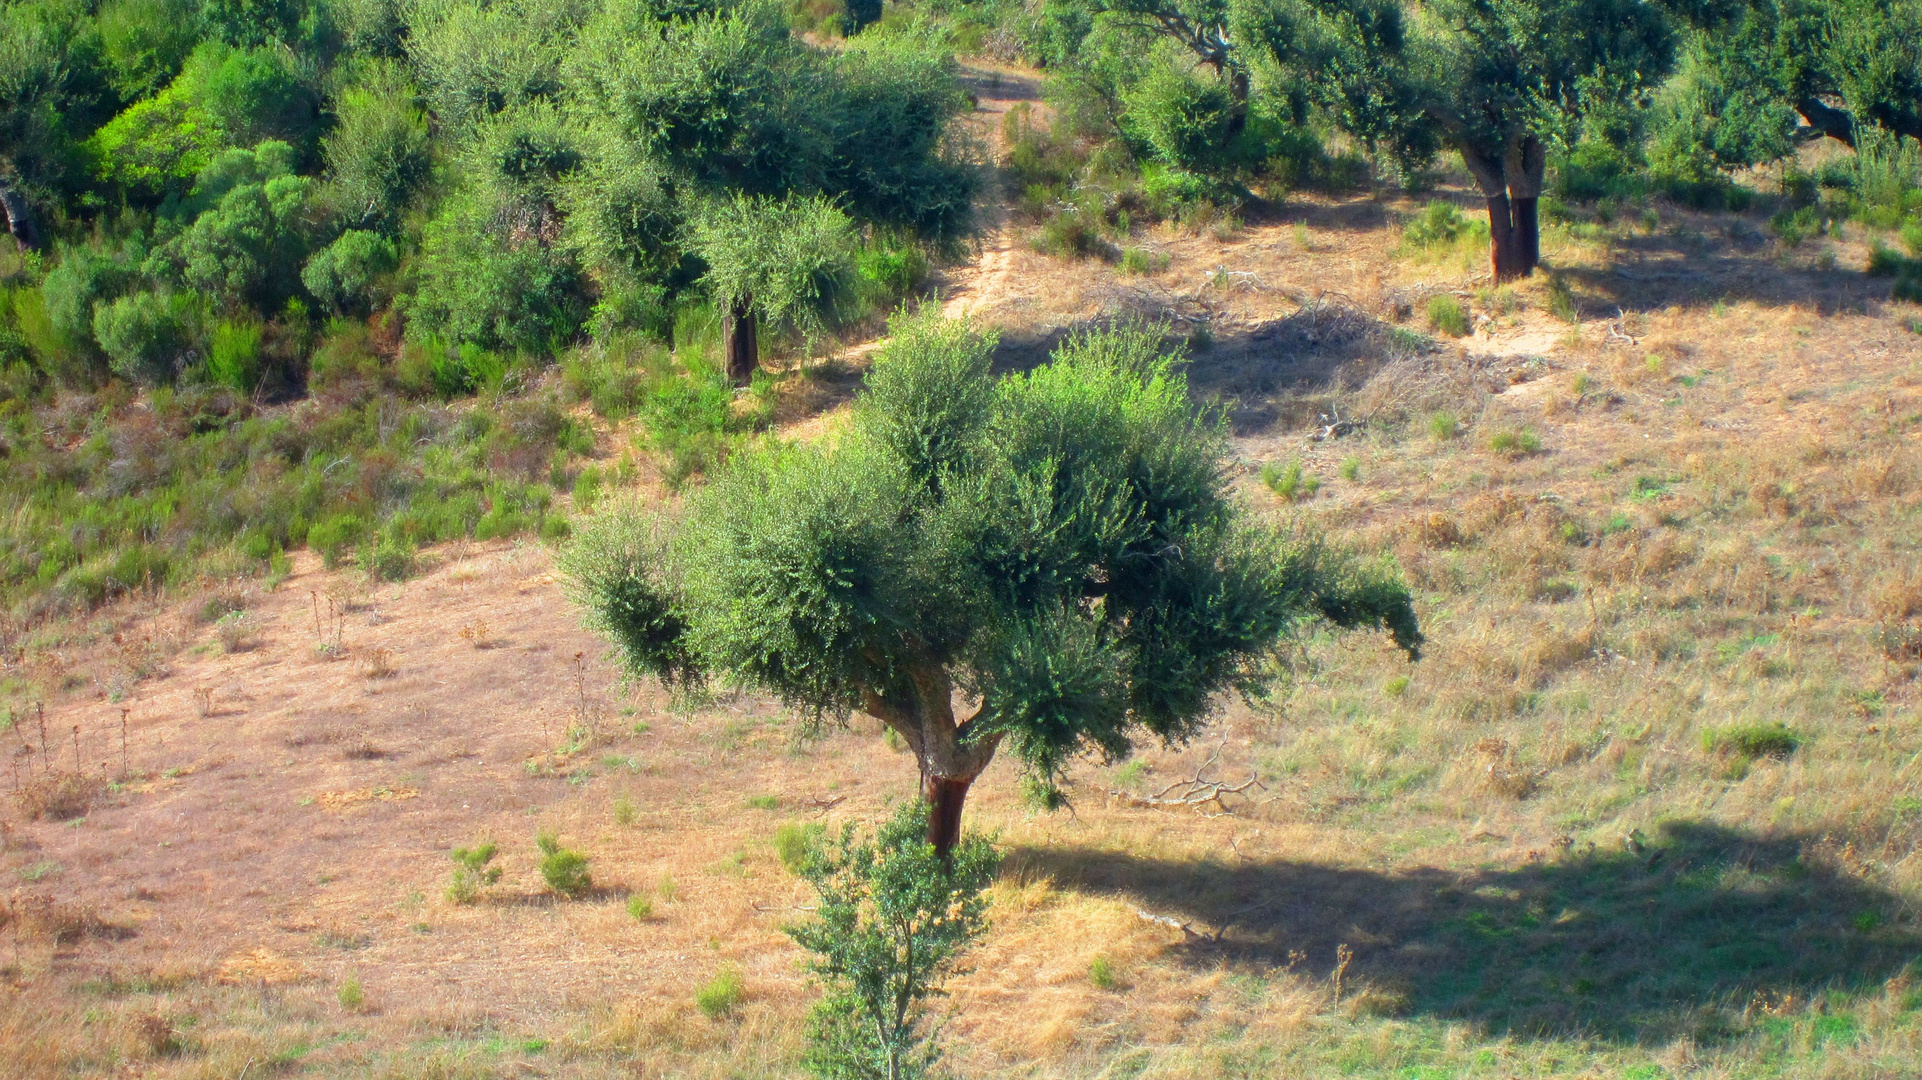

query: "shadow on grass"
left=1012, top=820, right=1920, bottom=1045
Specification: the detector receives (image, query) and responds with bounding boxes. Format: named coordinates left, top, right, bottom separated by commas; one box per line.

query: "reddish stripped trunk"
left=1486, top=194, right=1524, bottom=283
left=922, top=774, right=973, bottom=858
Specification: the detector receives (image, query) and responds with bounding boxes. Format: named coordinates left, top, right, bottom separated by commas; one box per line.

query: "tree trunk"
left=721, top=293, right=756, bottom=386
left=1486, top=195, right=1523, bottom=283
left=0, top=178, right=40, bottom=253
left=1224, top=65, right=1250, bottom=139
left=1507, top=136, right=1547, bottom=276
left=922, top=773, right=973, bottom=858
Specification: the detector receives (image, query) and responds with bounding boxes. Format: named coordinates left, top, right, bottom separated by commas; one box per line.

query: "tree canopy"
left=564, top=313, right=1422, bottom=850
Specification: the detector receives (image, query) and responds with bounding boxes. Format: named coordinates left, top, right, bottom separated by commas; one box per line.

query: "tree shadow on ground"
left=1012, top=821, right=1921, bottom=1045
left=986, top=302, right=1425, bottom=437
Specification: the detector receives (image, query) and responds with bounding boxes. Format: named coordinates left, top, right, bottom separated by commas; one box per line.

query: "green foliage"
left=93, top=290, right=194, bottom=385
left=87, top=43, right=316, bottom=193
left=322, top=61, right=431, bottom=232
left=775, top=820, right=828, bottom=874
left=1426, top=294, right=1468, bottom=337
left=787, top=802, right=1001, bottom=1079
left=204, top=317, right=261, bottom=391
left=408, top=195, right=588, bottom=354
left=626, top=894, right=654, bottom=919
left=568, top=316, right=1420, bottom=811
left=536, top=831, right=592, bottom=897
left=97, top=0, right=202, bottom=99
left=1088, top=955, right=1118, bottom=989
left=1260, top=459, right=1318, bottom=502
left=695, top=965, right=746, bottom=1019
left=445, top=840, right=502, bottom=903
left=1489, top=427, right=1543, bottom=457
left=1121, top=63, right=1235, bottom=173
left=337, top=973, right=364, bottom=1011
left=301, top=230, right=397, bottom=315
left=147, top=142, right=317, bottom=313
left=1402, top=202, right=1483, bottom=251
left=1706, top=723, right=1801, bottom=760
left=688, top=193, right=858, bottom=338
left=306, top=514, right=365, bottom=569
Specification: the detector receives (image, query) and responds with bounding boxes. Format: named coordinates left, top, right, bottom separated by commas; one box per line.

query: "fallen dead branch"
left=1108, top=741, right=1265, bottom=816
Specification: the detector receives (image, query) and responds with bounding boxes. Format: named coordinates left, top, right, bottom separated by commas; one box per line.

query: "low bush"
left=536, top=832, right=592, bottom=897
left=1427, top=295, right=1469, bottom=337
left=1705, top=723, right=1800, bottom=760
left=695, top=965, right=745, bottom=1019
left=445, top=841, right=502, bottom=903
left=774, top=820, right=827, bottom=874
left=1489, top=427, right=1542, bottom=457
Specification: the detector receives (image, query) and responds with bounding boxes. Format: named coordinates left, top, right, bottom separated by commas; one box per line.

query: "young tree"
left=563, top=313, right=1422, bottom=853
left=686, top=193, right=857, bottom=383
left=787, top=800, right=1000, bottom=1080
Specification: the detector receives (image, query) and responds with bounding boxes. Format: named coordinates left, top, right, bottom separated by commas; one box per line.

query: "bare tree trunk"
left=1224, top=65, right=1250, bottom=139
left=0, top=178, right=40, bottom=252
left=1507, top=136, right=1547, bottom=276
left=721, top=293, right=756, bottom=386
left=1458, top=144, right=1523, bottom=284
left=922, top=773, right=973, bottom=858
left=1485, top=194, right=1523, bottom=283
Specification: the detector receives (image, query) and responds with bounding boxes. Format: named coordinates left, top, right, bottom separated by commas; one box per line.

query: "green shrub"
left=323, top=62, right=432, bottom=232
left=788, top=802, right=1000, bottom=1078
left=446, top=840, right=502, bottom=903
left=408, top=196, right=588, bottom=355
left=536, top=832, right=592, bottom=897
left=302, top=231, right=399, bottom=314
left=337, top=973, right=365, bottom=1011
left=1088, top=955, right=1118, bottom=989
left=1705, top=724, right=1800, bottom=760
left=1119, top=247, right=1168, bottom=275
left=1339, top=456, right=1360, bottom=481
left=1896, top=273, right=1922, bottom=304
left=1428, top=412, right=1459, bottom=441
left=1489, top=427, right=1542, bottom=457
left=1259, top=460, right=1318, bottom=502
left=695, top=965, right=745, bottom=1019
left=94, top=291, right=194, bottom=385
left=1545, top=275, right=1579, bottom=323
left=1121, top=64, right=1235, bottom=173
left=1868, top=242, right=1909, bottom=278
left=1901, top=220, right=1922, bottom=258
left=1403, top=201, right=1474, bottom=248
left=1426, top=295, right=1469, bottom=337
left=358, top=531, right=416, bottom=582
left=306, top=514, right=366, bottom=568
left=205, top=319, right=263, bottom=392
left=97, top=0, right=201, bottom=98
left=626, top=895, right=654, bottom=920
left=774, top=821, right=826, bottom=874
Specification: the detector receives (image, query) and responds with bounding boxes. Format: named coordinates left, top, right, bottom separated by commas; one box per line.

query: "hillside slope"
left=5, top=64, right=1922, bottom=1080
